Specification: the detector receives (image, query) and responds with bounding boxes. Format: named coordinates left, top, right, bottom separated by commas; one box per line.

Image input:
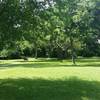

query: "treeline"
left=0, top=0, right=100, bottom=61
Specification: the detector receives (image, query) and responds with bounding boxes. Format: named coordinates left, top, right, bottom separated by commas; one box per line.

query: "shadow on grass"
left=17, top=57, right=100, bottom=63
left=0, top=78, right=100, bottom=100
left=62, top=63, right=100, bottom=67
left=1, top=62, right=100, bottom=68
left=1, top=57, right=100, bottom=68
left=0, top=63, right=60, bottom=68
left=77, top=58, right=100, bottom=63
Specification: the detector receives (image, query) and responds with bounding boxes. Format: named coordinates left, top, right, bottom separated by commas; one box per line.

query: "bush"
left=0, top=49, right=21, bottom=59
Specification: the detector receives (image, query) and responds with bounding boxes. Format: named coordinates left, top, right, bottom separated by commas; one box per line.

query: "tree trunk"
left=70, top=36, right=76, bottom=65
left=35, top=46, right=38, bottom=59
left=46, top=48, right=50, bottom=58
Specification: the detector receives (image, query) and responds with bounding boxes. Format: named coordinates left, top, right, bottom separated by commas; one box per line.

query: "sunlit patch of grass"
left=0, top=58, right=100, bottom=100
left=0, top=58, right=100, bottom=81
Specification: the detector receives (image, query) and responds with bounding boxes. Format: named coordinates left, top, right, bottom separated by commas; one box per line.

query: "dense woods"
left=0, top=0, right=100, bottom=62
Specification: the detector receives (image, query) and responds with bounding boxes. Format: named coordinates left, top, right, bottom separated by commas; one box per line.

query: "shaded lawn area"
left=0, top=78, right=100, bottom=100
left=0, top=58, right=100, bottom=100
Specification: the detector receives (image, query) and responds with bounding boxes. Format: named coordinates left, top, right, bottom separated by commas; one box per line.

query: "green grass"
left=0, top=58, right=100, bottom=100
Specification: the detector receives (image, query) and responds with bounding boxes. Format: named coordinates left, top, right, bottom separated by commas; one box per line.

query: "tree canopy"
left=0, top=0, right=100, bottom=63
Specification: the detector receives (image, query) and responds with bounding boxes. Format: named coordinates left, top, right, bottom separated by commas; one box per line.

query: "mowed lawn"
left=0, top=58, right=100, bottom=100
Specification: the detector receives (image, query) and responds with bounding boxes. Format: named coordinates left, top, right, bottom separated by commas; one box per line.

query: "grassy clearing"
left=0, top=58, right=100, bottom=100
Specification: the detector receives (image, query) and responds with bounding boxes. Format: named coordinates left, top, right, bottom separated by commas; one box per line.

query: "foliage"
left=0, top=0, right=99, bottom=61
